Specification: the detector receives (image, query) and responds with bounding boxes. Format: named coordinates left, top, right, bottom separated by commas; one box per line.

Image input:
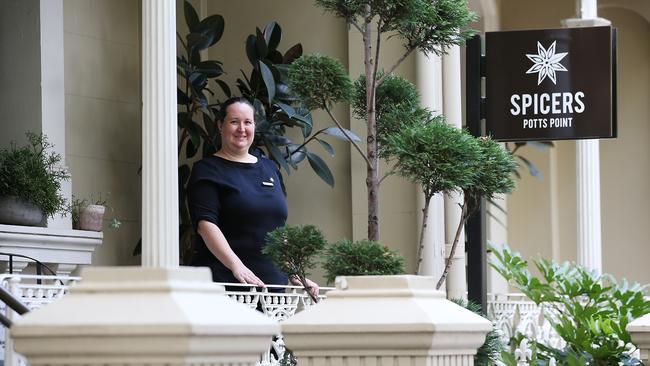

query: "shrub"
left=323, top=239, right=405, bottom=284
left=491, top=244, right=650, bottom=366
left=0, top=133, right=69, bottom=218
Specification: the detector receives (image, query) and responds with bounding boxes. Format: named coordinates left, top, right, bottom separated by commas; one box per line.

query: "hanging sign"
left=485, top=26, right=617, bottom=141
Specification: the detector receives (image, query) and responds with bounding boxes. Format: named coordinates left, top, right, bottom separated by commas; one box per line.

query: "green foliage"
left=322, top=239, right=405, bottom=284
left=263, top=224, right=328, bottom=282
left=451, top=298, right=505, bottom=366
left=0, top=133, right=69, bottom=218
left=383, top=116, right=481, bottom=198
left=351, top=73, right=420, bottom=123
left=289, top=54, right=353, bottom=110
left=490, top=245, right=649, bottom=366
left=466, top=137, right=516, bottom=204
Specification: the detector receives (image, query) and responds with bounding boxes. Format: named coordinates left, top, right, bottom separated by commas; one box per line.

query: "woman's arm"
left=197, top=220, right=265, bottom=287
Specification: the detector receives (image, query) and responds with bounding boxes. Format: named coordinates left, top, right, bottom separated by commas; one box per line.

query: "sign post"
left=465, top=26, right=616, bottom=310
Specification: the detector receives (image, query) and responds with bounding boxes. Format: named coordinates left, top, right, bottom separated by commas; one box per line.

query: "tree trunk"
left=416, top=196, right=432, bottom=274
left=364, top=5, right=380, bottom=242
left=436, top=200, right=468, bottom=290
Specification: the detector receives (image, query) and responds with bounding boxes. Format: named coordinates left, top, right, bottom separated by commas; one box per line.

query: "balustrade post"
left=627, top=314, right=650, bottom=363
left=282, top=276, right=491, bottom=366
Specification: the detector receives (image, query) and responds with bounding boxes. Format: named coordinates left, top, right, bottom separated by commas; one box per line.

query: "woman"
left=188, top=97, right=318, bottom=297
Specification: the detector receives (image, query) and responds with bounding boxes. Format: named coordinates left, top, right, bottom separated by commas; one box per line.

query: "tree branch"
left=323, top=105, right=371, bottom=166
left=436, top=200, right=469, bottom=290
left=378, top=166, right=397, bottom=186
left=377, top=46, right=416, bottom=85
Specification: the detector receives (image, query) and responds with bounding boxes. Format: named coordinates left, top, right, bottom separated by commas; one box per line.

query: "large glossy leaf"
left=276, top=102, right=296, bottom=119
left=263, top=21, right=282, bottom=50
left=196, top=14, right=224, bottom=47
left=245, top=35, right=258, bottom=67
left=259, top=61, right=276, bottom=104
left=215, top=79, right=231, bottom=98
left=283, top=43, right=303, bottom=63
left=265, top=134, right=291, bottom=146
left=197, top=61, right=223, bottom=78
left=528, top=141, right=555, bottom=151
left=267, top=141, right=291, bottom=175
left=287, top=144, right=306, bottom=167
left=183, top=1, right=199, bottom=32
left=253, top=99, right=266, bottom=124
left=187, top=32, right=213, bottom=52
left=307, top=151, right=334, bottom=187
left=315, top=138, right=335, bottom=156
left=255, top=28, right=268, bottom=59
left=185, top=137, right=198, bottom=158
left=188, top=72, right=207, bottom=88
left=267, top=50, right=284, bottom=64
left=321, top=126, right=361, bottom=142
left=178, top=112, right=191, bottom=129
left=177, top=88, right=190, bottom=105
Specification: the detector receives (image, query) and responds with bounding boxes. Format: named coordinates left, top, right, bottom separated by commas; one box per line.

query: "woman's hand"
left=289, top=275, right=320, bottom=299
left=231, top=263, right=265, bottom=287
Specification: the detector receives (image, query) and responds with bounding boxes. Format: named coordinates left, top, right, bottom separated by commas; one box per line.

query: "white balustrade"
left=0, top=274, right=331, bottom=366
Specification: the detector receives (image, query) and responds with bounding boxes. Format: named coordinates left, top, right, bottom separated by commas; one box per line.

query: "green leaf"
left=321, top=126, right=361, bottom=142
left=266, top=141, right=291, bottom=175
left=183, top=1, right=199, bottom=32
left=263, top=21, right=282, bottom=50
left=196, top=14, right=224, bottom=47
left=177, top=88, right=190, bottom=105
left=197, top=61, right=223, bottom=78
left=315, top=138, right=335, bottom=156
left=306, top=151, right=334, bottom=187
left=245, top=35, right=258, bottom=66
left=516, top=155, right=542, bottom=179
left=283, top=43, right=303, bottom=63
left=259, top=61, right=276, bottom=104
left=255, top=27, right=268, bottom=59
left=187, top=32, right=213, bottom=52
left=215, top=79, right=231, bottom=98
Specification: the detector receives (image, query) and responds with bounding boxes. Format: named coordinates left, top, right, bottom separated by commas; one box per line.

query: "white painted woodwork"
left=415, top=52, right=445, bottom=278
left=10, top=267, right=280, bottom=366
left=442, top=46, right=467, bottom=299
left=0, top=224, right=102, bottom=275
left=141, top=0, right=179, bottom=268
left=282, top=276, right=491, bottom=366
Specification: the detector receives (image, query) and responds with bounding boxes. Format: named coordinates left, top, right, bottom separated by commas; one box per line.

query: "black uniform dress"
left=188, top=154, right=288, bottom=288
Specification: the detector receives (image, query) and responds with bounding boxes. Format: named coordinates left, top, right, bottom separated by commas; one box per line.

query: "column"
left=415, top=53, right=445, bottom=278
left=142, top=0, right=179, bottom=268
left=442, top=45, right=467, bottom=300
left=39, top=0, right=70, bottom=229
left=562, top=0, right=609, bottom=274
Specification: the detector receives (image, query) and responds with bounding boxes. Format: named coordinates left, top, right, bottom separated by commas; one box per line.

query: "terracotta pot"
left=0, top=196, right=45, bottom=227
left=79, top=205, right=105, bottom=231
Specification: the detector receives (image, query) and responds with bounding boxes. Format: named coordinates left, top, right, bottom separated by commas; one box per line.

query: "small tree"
left=263, top=224, right=327, bottom=302
left=383, top=115, right=481, bottom=276
left=289, top=0, right=476, bottom=242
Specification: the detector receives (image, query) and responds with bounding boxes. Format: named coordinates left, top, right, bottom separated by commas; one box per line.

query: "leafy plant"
left=322, top=239, right=405, bottom=284
left=0, top=132, right=69, bottom=218
left=291, top=0, right=476, bottom=241
left=171, top=2, right=355, bottom=262
left=263, top=224, right=328, bottom=302
left=490, top=245, right=649, bottom=366
left=383, top=114, right=516, bottom=287
left=451, top=298, right=505, bottom=366
left=71, top=193, right=121, bottom=230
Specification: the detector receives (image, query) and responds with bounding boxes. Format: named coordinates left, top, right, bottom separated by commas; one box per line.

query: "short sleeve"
left=188, top=179, right=221, bottom=231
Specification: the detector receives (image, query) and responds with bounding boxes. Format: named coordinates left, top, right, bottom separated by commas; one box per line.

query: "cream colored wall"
left=63, top=0, right=141, bottom=266
left=500, top=0, right=650, bottom=284
left=0, top=0, right=42, bottom=147
left=599, top=7, right=650, bottom=282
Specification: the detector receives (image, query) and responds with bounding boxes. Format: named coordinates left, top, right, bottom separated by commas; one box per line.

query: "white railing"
left=487, top=292, right=566, bottom=366
left=0, top=274, right=331, bottom=366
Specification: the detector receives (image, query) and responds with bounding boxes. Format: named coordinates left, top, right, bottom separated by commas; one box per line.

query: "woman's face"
left=219, top=102, right=255, bottom=153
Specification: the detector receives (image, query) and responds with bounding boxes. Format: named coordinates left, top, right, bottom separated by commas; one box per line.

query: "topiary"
left=323, top=239, right=405, bottom=285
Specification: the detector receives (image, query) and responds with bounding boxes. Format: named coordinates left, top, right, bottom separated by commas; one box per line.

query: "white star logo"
left=526, top=41, right=568, bottom=85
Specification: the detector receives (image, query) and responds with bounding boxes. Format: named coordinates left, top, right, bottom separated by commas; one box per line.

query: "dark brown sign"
left=485, top=26, right=616, bottom=141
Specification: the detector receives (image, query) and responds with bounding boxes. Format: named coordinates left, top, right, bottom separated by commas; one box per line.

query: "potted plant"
left=0, top=133, right=69, bottom=226
left=71, top=193, right=121, bottom=232
left=322, top=239, right=405, bottom=284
